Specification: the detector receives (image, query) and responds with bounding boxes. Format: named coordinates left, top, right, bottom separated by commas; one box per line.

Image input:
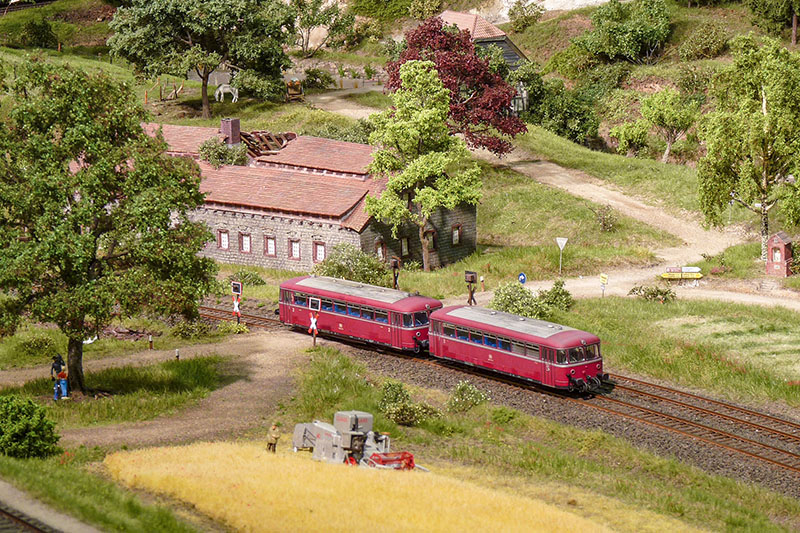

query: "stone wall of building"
left=190, top=206, right=361, bottom=272
left=359, top=204, right=477, bottom=269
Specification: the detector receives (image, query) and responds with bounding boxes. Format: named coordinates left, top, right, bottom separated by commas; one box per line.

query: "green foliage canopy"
left=292, top=0, right=354, bottom=58
left=365, top=60, right=481, bottom=271
left=698, top=35, right=800, bottom=259
left=640, top=89, right=699, bottom=162
left=312, top=243, right=390, bottom=286
left=0, top=396, right=59, bottom=459
left=0, top=62, right=217, bottom=392
left=108, top=0, right=295, bottom=119
left=578, top=0, right=671, bottom=62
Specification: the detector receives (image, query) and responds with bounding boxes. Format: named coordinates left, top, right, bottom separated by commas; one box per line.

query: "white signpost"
left=600, top=273, right=608, bottom=297
left=556, top=237, right=568, bottom=276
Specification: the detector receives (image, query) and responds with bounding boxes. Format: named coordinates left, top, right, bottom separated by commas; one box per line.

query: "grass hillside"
left=0, top=0, right=113, bottom=48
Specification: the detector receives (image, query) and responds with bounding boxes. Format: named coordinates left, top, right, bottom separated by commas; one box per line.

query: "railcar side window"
left=456, top=328, right=468, bottom=340
left=309, top=298, right=321, bottom=311
left=413, top=312, right=429, bottom=326
left=348, top=305, right=360, bottom=317
left=511, top=343, right=525, bottom=355
left=470, top=331, right=483, bottom=344
left=375, top=311, right=389, bottom=323
left=527, top=344, right=540, bottom=359
left=443, top=325, right=456, bottom=338
left=403, top=314, right=413, bottom=327
left=362, top=308, right=374, bottom=320
left=321, top=299, right=333, bottom=312
left=293, top=294, right=307, bottom=307
left=498, top=338, right=511, bottom=351
left=334, top=302, right=347, bottom=314
left=484, top=335, right=497, bottom=348
left=556, top=350, right=567, bottom=364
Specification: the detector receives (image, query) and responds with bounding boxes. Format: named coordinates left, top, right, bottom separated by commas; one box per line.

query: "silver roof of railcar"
left=444, top=306, right=576, bottom=339
left=295, top=276, right=414, bottom=304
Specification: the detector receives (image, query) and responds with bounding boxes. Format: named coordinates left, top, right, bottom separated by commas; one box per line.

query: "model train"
left=279, top=276, right=607, bottom=393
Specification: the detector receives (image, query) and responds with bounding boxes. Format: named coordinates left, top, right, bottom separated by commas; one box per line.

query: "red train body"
left=429, top=306, right=607, bottom=392
left=279, top=276, right=442, bottom=353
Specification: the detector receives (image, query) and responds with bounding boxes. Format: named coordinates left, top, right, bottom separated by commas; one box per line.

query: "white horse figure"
left=214, top=83, right=239, bottom=103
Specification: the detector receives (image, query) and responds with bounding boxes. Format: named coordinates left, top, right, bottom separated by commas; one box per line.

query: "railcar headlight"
left=596, top=364, right=601, bottom=369
left=570, top=369, right=575, bottom=375
left=415, top=331, right=421, bottom=337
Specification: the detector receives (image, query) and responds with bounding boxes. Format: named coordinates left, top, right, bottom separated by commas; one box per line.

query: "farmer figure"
left=267, top=424, right=280, bottom=453
left=56, top=367, right=69, bottom=400
left=50, top=355, right=66, bottom=401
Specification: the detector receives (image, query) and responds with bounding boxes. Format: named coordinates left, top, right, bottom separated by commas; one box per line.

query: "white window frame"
left=219, top=230, right=229, bottom=250
left=240, top=233, right=251, bottom=254
left=265, top=236, right=276, bottom=257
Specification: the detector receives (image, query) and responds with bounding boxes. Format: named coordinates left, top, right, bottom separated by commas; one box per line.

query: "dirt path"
left=305, top=85, right=383, bottom=121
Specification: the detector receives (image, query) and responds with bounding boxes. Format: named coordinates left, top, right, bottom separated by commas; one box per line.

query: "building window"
left=314, top=241, right=326, bottom=263
left=400, top=237, right=409, bottom=257
left=375, top=240, right=386, bottom=261
left=265, top=235, right=276, bottom=257
left=773, top=248, right=781, bottom=262
left=240, top=233, right=251, bottom=254
left=424, top=231, right=436, bottom=251
left=452, top=224, right=462, bottom=246
left=218, top=230, right=229, bottom=250
left=289, top=239, right=301, bottom=260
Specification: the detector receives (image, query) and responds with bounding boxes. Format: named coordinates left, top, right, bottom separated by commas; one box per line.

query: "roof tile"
left=439, top=9, right=506, bottom=39
left=254, top=136, right=375, bottom=175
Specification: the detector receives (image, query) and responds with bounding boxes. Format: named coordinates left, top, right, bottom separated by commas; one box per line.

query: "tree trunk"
left=201, top=73, right=211, bottom=120
left=661, top=140, right=672, bottom=163
left=760, top=198, right=769, bottom=262
left=67, top=337, right=85, bottom=395
left=419, top=224, right=431, bottom=272
left=793, top=12, right=797, bottom=46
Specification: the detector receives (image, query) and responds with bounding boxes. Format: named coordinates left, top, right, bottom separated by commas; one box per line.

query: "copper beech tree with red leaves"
left=385, top=17, right=527, bottom=156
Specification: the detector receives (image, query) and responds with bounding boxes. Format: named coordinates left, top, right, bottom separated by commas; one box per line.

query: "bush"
left=490, top=281, right=552, bottom=319
left=217, top=322, right=249, bottom=335
left=363, top=64, right=376, bottom=80
left=329, top=18, right=383, bottom=49
left=402, top=260, right=422, bottom=272
left=545, top=44, right=597, bottom=80
left=610, top=120, right=650, bottom=156
left=537, top=279, right=574, bottom=311
left=586, top=204, right=619, bottom=232
left=446, top=381, right=489, bottom=413
left=198, top=138, right=248, bottom=169
left=0, top=396, right=59, bottom=458
left=303, top=68, right=335, bottom=89
left=509, top=0, right=544, bottom=33
left=577, top=0, right=670, bottom=62
left=529, top=79, right=599, bottom=145
left=312, top=243, right=390, bottom=286
left=171, top=321, right=211, bottom=339
left=227, top=268, right=267, bottom=286
left=350, top=0, right=411, bottom=22
left=302, top=119, right=375, bottom=144
left=20, top=19, right=58, bottom=49
left=17, top=334, right=57, bottom=359
left=678, top=22, right=729, bottom=61
left=675, top=64, right=715, bottom=96
left=491, top=406, right=519, bottom=425
left=383, top=401, right=440, bottom=426
left=378, top=380, right=410, bottom=412
left=408, top=0, right=441, bottom=20
left=628, top=285, right=676, bottom=303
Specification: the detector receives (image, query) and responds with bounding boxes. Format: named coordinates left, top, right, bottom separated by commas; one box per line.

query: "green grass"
left=0, top=319, right=232, bottom=371
left=344, top=90, right=393, bottom=109
left=500, top=7, right=598, bottom=64
left=213, top=262, right=300, bottom=303
left=691, top=242, right=763, bottom=278
left=554, top=297, right=800, bottom=404
left=0, top=0, right=112, bottom=47
left=1, top=355, right=228, bottom=428
left=286, top=348, right=800, bottom=533
left=516, top=125, right=701, bottom=214
left=0, top=446, right=197, bottom=532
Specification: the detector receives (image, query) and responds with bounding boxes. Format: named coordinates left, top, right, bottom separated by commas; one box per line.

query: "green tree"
left=312, top=243, right=390, bottom=286
left=609, top=119, right=650, bottom=156
left=0, top=63, right=216, bottom=393
left=698, top=36, right=800, bottom=260
left=509, top=0, right=544, bottom=33
left=108, top=0, right=294, bottom=119
left=746, top=0, right=800, bottom=45
left=365, top=60, right=482, bottom=271
left=578, top=0, right=670, bottom=62
left=292, top=0, right=354, bottom=58
left=640, top=89, right=699, bottom=163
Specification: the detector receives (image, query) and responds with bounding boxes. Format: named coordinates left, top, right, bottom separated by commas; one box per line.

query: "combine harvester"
left=292, top=411, right=426, bottom=471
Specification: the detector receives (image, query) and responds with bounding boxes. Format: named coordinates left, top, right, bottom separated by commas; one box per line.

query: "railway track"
left=0, top=502, right=52, bottom=533
left=198, top=304, right=282, bottom=329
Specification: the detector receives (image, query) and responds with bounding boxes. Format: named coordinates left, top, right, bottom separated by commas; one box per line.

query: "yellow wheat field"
left=104, top=441, right=613, bottom=533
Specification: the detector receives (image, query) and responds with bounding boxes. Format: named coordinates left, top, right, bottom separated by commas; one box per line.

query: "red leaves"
left=386, top=18, right=526, bottom=156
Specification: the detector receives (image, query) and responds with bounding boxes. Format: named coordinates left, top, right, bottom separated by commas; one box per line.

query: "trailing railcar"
left=429, top=306, right=607, bottom=392
left=279, top=276, right=443, bottom=353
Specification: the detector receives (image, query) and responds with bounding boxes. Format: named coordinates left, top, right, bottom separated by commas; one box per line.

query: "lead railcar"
left=279, top=276, right=443, bottom=352
left=429, top=306, right=607, bottom=392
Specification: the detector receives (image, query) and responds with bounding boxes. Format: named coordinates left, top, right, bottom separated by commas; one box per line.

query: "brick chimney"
left=220, top=117, right=241, bottom=146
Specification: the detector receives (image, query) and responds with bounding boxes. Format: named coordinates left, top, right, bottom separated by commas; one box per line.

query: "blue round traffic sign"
left=518, top=272, right=527, bottom=284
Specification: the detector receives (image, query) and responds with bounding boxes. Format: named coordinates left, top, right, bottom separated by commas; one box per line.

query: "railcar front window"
left=294, top=295, right=307, bottom=306
left=568, top=347, right=583, bottom=363
left=413, top=312, right=429, bottom=326
left=556, top=350, right=567, bottom=364
left=586, top=344, right=600, bottom=359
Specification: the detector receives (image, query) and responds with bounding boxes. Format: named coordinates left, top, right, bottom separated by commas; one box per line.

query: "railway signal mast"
left=231, top=281, right=243, bottom=324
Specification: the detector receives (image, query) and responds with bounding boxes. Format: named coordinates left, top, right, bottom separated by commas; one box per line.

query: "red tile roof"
left=142, top=123, right=223, bottom=155
left=254, top=136, right=375, bottom=176
left=198, top=161, right=384, bottom=231
left=439, top=10, right=506, bottom=40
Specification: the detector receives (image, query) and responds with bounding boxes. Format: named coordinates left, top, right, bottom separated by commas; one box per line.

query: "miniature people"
left=267, top=424, right=280, bottom=453
left=56, top=367, right=68, bottom=400
left=51, top=355, right=65, bottom=401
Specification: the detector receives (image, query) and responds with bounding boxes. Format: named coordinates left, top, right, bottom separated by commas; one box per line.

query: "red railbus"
left=429, top=306, right=607, bottom=392
left=279, top=276, right=443, bottom=353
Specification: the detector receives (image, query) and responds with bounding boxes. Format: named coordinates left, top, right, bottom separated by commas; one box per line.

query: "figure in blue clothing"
left=50, top=354, right=68, bottom=401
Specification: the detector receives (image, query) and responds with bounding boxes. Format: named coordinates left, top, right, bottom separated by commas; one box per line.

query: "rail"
left=0, top=501, right=53, bottom=532
left=1, top=1, right=57, bottom=15
left=197, top=304, right=282, bottom=329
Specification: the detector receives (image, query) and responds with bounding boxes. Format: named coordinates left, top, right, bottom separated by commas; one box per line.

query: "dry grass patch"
left=105, top=441, right=610, bottom=533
